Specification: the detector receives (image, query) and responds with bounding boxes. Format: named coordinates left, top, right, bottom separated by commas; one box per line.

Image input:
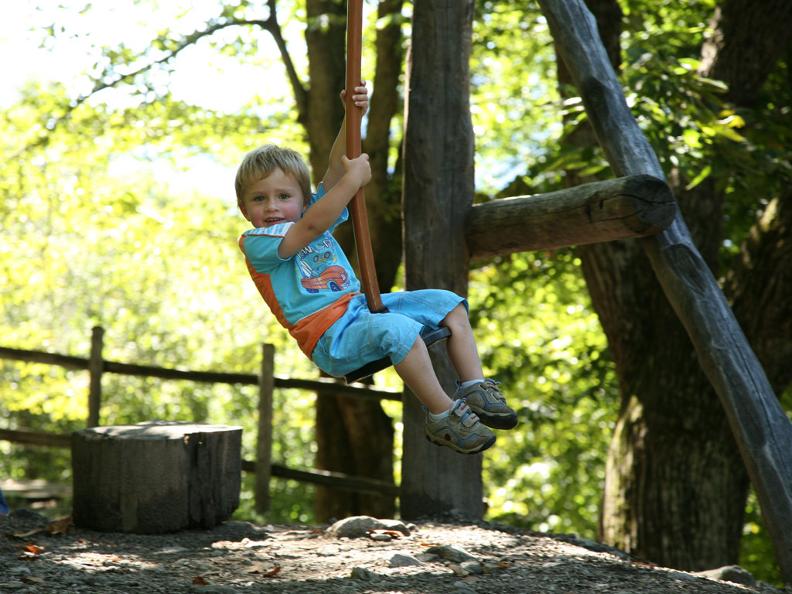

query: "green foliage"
left=471, top=2, right=561, bottom=193
left=0, top=44, right=316, bottom=515
left=620, top=0, right=792, bottom=273
left=470, top=251, right=617, bottom=536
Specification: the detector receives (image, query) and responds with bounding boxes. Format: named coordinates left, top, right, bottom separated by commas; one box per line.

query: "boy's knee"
left=370, top=313, right=422, bottom=355
left=443, top=303, right=468, bottom=325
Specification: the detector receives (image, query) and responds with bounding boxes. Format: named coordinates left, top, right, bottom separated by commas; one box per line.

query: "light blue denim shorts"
left=311, top=289, right=466, bottom=378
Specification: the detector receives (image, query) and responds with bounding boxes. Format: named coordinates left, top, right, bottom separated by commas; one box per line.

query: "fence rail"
left=0, top=345, right=400, bottom=400
left=0, top=327, right=402, bottom=510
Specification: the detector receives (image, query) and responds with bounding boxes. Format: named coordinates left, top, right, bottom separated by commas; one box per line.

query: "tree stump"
left=71, top=422, right=242, bottom=533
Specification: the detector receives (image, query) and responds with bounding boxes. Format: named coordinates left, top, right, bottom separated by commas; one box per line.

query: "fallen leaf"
left=23, top=544, right=44, bottom=555
left=263, top=565, right=281, bottom=578
left=381, top=529, right=404, bottom=538
left=367, top=528, right=403, bottom=539
left=192, top=576, right=208, bottom=585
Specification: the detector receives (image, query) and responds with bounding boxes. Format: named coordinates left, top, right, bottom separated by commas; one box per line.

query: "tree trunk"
left=304, top=0, right=347, bottom=179
left=401, top=0, right=483, bottom=519
left=727, top=192, right=792, bottom=392
left=699, top=0, right=792, bottom=107
left=551, top=0, right=756, bottom=570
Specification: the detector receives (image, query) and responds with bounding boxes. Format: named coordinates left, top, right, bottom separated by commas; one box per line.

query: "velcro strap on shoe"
left=452, top=401, right=479, bottom=427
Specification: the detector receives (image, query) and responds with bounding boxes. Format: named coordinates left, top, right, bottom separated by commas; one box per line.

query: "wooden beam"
left=87, top=326, right=104, bottom=427
left=0, top=479, right=71, bottom=500
left=0, top=429, right=71, bottom=448
left=539, top=0, right=792, bottom=581
left=0, top=344, right=399, bottom=401
left=467, top=174, right=674, bottom=258
left=240, top=459, right=400, bottom=497
left=271, top=463, right=400, bottom=497
left=0, top=346, right=88, bottom=370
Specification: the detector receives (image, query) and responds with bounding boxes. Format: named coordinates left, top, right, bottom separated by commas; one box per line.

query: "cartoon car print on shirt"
left=300, top=265, right=349, bottom=293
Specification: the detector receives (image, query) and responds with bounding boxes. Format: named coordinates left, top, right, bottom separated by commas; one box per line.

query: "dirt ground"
left=0, top=510, right=788, bottom=594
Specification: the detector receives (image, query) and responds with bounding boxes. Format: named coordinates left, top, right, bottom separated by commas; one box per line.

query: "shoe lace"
left=482, top=379, right=506, bottom=403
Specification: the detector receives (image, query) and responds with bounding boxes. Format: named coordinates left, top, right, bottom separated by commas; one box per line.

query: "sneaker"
left=425, top=400, right=496, bottom=454
left=455, top=379, right=518, bottom=429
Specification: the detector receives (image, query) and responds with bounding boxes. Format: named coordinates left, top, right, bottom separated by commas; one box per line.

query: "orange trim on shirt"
left=244, top=260, right=289, bottom=325
left=288, top=291, right=358, bottom=357
left=239, top=236, right=356, bottom=358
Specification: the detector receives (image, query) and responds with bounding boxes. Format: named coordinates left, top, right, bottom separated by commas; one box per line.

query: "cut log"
left=466, top=175, right=675, bottom=258
left=72, top=422, right=242, bottom=533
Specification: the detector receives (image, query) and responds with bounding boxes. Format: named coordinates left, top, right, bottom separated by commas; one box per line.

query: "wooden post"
left=401, top=0, right=483, bottom=519
left=538, top=0, right=792, bottom=581
left=255, top=343, right=275, bottom=514
left=88, top=326, right=104, bottom=427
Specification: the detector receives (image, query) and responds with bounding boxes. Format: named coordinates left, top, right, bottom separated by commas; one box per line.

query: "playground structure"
left=0, top=0, right=789, bottom=582
left=384, top=0, right=792, bottom=581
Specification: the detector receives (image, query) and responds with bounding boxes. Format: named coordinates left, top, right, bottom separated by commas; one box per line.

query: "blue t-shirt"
left=239, top=183, right=361, bottom=354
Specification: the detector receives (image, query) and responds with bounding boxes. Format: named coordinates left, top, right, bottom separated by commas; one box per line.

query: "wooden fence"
left=0, top=326, right=401, bottom=512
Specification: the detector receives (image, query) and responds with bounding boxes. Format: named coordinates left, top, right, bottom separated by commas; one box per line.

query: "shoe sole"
left=425, top=434, right=496, bottom=454
left=472, top=410, right=518, bottom=430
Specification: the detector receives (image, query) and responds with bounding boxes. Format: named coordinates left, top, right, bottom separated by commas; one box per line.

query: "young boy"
left=236, top=84, right=517, bottom=454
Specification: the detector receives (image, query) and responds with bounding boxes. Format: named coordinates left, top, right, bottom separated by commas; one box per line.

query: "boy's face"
left=239, top=168, right=305, bottom=228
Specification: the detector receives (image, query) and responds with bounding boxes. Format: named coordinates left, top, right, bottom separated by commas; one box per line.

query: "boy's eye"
left=278, top=193, right=291, bottom=200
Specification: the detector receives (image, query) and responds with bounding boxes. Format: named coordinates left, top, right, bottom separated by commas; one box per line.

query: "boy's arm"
left=279, top=154, right=371, bottom=259
left=321, top=83, right=369, bottom=192
left=321, top=122, right=347, bottom=192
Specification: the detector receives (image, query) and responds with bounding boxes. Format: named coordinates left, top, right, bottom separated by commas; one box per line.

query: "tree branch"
left=267, top=0, right=309, bottom=125
left=14, top=5, right=308, bottom=157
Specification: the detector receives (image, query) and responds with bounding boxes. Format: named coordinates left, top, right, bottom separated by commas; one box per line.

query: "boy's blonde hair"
left=235, top=144, right=312, bottom=206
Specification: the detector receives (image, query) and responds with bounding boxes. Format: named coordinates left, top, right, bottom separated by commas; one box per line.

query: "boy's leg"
left=440, top=303, right=484, bottom=381
left=394, top=337, right=452, bottom=414
left=395, top=337, right=495, bottom=454
left=441, top=304, right=519, bottom=430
